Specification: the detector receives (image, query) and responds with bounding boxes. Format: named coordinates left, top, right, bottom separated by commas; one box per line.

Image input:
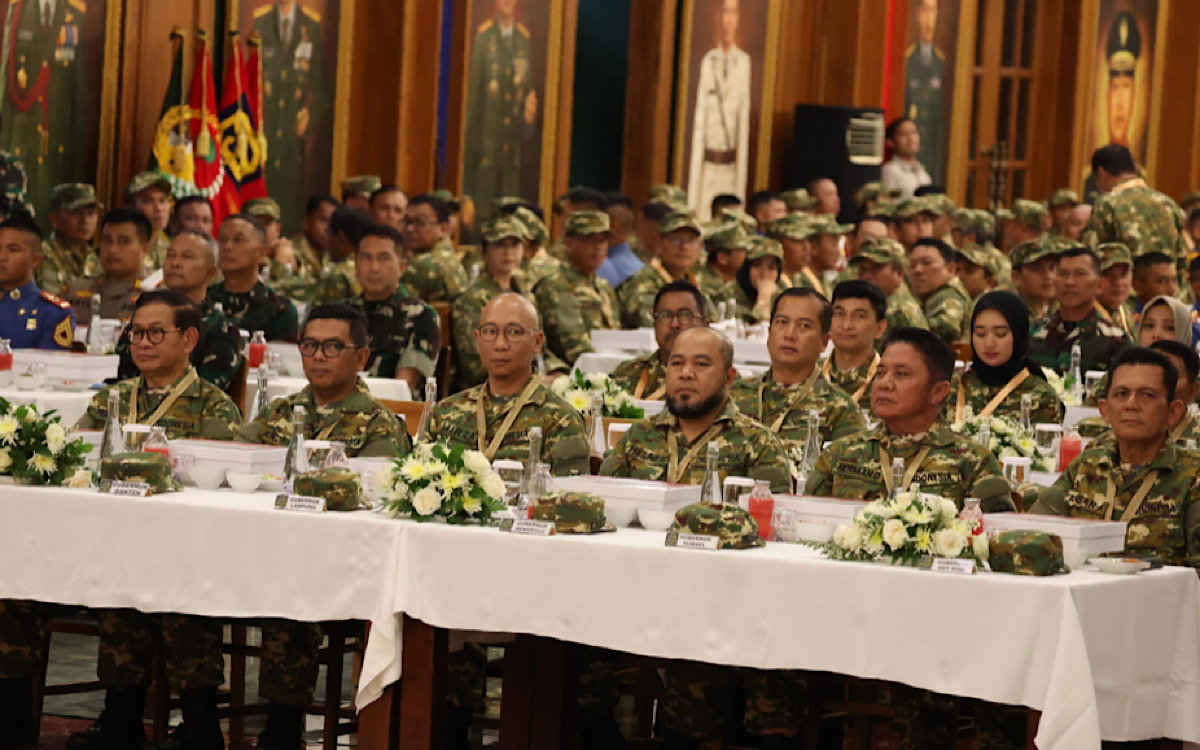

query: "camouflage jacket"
left=206, top=280, right=299, bottom=343
left=693, top=264, right=733, bottom=304
left=599, top=399, right=792, bottom=493
left=402, top=238, right=468, bottom=303
left=886, top=282, right=928, bottom=337
left=987, top=245, right=1014, bottom=292
left=270, top=234, right=323, bottom=303
left=1028, top=308, right=1132, bottom=375
left=532, top=263, right=620, bottom=366
left=609, top=349, right=667, bottom=400
left=520, top=248, right=561, bottom=289
left=944, top=366, right=1063, bottom=425
left=729, top=368, right=865, bottom=450
left=39, top=236, right=98, bottom=293
left=115, top=298, right=244, bottom=390
left=615, top=262, right=715, bottom=328
left=144, top=234, right=170, bottom=275
left=64, top=275, right=142, bottom=326
left=921, top=278, right=969, bottom=345
left=822, top=353, right=879, bottom=412
left=805, top=420, right=1015, bottom=512
left=449, top=273, right=534, bottom=390
left=426, top=375, right=590, bottom=476
left=312, top=255, right=362, bottom=306
left=1031, top=441, right=1200, bottom=569
left=1082, top=179, right=1189, bottom=266
left=77, top=367, right=242, bottom=439
left=347, top=286, right=440, bottom=380
left=290, top=234, right=325, bottom=279
left=731, top=275, right=792, bottom=325
left=237, top=377, right=411, bottom=458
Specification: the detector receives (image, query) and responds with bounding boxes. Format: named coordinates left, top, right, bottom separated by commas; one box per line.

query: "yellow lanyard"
left=128, top=369, right=198, bottom=428
left=634, top=364, right=666, bottom=400
left=823, top=352, right=879, bottom=402
left=666, top=422, right=724, bottom=484
left=476, top=377, right=541, bottom=461
left=955, top=367, right=1030, bottom=423
left=1104, top=469, right=1161, bottom=522
left=1171, top=414, right=1193, bottom=442
left=758, top=367, right=821, bottom=432
left=879, top=444, right=933, bottom=495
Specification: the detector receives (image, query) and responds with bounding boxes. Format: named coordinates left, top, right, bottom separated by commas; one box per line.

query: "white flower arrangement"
left=0, top=399, right=89, bottom=485
left=551, top=370, right=645, bottom=419
left=376, top=442, right=507, bottom=524
left=951, top=407, right=1037, bottom=463
left=1044, top=370, right=1082, bottom=407
left=820, top=491, right=982, bottom=566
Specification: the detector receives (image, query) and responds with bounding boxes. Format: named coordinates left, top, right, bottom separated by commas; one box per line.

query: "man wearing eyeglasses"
left=206, top=213, right=300, bottom=342
left=610, top=281, right=709, bottom=400
left=400, top=193, right=468, bottom=304
left=63, top=290, right=242, bottom=750
left=615, top=210, right=715, bottom=328
left=236, top=304, right=410, bottom=750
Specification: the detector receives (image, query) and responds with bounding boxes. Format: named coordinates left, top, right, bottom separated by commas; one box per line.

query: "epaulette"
left=67, top=0, right=86, bottom=12
left=300, top=6, right=321, bottom=22
left=905, top=43, right=916, bottom=56
left=477, top=19, right=494, bottom=33
left=934, top=47, right=945, bottom=61
left=516, top=22, right=530, bottom=37
left=41, top=290, right=71, bottom=309
left=252, top=4, right=272, bottom=19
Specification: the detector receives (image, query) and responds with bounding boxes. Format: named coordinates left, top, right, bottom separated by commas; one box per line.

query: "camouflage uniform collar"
left=1111, top=177, right=1148, bottom=195
left=482, top=374, right=547, bottom=405
left=432, top=237, right=457, bottom=256
left=137, top=366, right=201, bottom=396
left=561, top=262, right=597, bottom=285
left=650, top=397, right=740, bottom=429
left=1103, top=439, right=1179, bottom=473
left=761, top=365, right=828, bottom=391
left=299, top=376, right=376, bottom=413
left=873, top=419, right=955, bottom=448
left=477, top=272, right=524, bottom=295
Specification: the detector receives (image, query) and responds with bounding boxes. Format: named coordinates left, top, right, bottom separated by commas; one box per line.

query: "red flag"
left=240, top=33, right=269, bottom=201
left=189, top=31, right=230, bottom=221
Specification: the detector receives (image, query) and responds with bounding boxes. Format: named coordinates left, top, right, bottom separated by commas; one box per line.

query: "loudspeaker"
left=787, top=104, right=885, bottom=224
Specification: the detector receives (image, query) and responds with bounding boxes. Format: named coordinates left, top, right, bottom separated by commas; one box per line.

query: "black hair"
left=881, top=327, right=955, bottom=385
left=884, top=117, right=915, bottom=141
left=134, top=289, right=202, bottom=335
left=328, top=205, right=373, bottom=244
left=369, top=185, right=408, bottom=206
left=640, top=201, right=673, bottom=223
left=770, top=286, right=833, bottom=334
left=913, top=185, right=946, bottom=197
left=101, top=207, right=154, bottom=243
left=1150, top=339, right=1200, bottom=385
left=832, top=279, right=887, bottom=322
left=911, top=237, right=956, bottom=265
left=0, top=212, right=43, bottom=246
left=220, top=213, right=268, bottom=244
left=173, top=195, right=212, bottom=216
left=302, top=303, right=369, bottom=348
left=603, top=192, right=633, bottom=210
left=1091, top=144, right=1137, bottom=178
left=1189, top=256, right=1200, bottom=278
left=747, top=190, right=782, bottom=216
left=653, top=280, right=708, bottom=320
left=566, top=187, right=607, bottom=211
left=499, top=201, right=545, bottom=221
left=735, top=254, right=781, bottom=302
left=305, top=194, right=340, bottom=216
left=711, top=194, right=741, bottom=217
left=357, top=224, right=406, bottom=256
left=1058, top=245, right=1101, bottom=274
left=407, top=193, right=450, bottom=223
left=1133, top=251, right=1174, bottom=280
left=1189, top=207, right=1200, bottom=225
left=1108, top=346, right=1178, bottom=402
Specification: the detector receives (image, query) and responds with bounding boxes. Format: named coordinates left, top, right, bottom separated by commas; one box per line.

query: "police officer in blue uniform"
left=0, top=213, right=74, bottom=349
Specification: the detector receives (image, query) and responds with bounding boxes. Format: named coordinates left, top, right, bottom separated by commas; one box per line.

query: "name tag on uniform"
left=499, top=517, right=555, bottom=536
left=103, top=481, right=151, bottom=497
left=665, top=531, right=719, bottom=550
left=920, top=557, right=977, bottom=575
left=295, top=41, right=312, bottom=61
left=275, top=494, right=326, bottom=513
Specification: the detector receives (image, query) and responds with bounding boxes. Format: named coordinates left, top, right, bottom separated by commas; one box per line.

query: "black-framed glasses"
left=401, top=217, right=438, bottom=229
left=299, top=338, right=357, bottom=358
left=129, top=327, right=182, bottom=344
left=477, top=324, right=537, bottom=343
left=653, top=310, right=702, bottom=325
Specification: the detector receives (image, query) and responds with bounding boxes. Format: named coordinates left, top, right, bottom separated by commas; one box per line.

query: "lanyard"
left=128, top=369, right=198, bottom=428
left=823, top=352, right=879, bottom=402
left=879, top=444, right=933, bottom=495
left=955, top=367, right=1029, bottom=423
left=666, top=422, right=724, bottom=484
left=1104, top=468, right=1161, bottom=522
left=476, top=377, right=540, bottom=460
left=1171, top=414, right=1193, bottom=442
left=758, top=367, right=820, bottom=432
left=634, top=364, right=665, bottom=400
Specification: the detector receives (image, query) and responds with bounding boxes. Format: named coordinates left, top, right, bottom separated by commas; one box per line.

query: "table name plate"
left=101, top=480, right=151, bottom=497
left=499, top=518, right=556, bottom=536
left=665, top=531, right=720, bottom=550
left=920, top=557, right=978, bottom=575
left=274, top=494, right=327, bottom=513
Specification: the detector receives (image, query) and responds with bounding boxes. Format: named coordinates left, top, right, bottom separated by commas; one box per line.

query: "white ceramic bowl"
left=226, top=471, right=263, bottom=493
left=1091, top=557, right=1145, bottom=575
left=604, top=504, right=637, bottom=528
left=638, top=508, right=676, bottom=531
left=1064, top=548, right=1089, bottom=571
left=794, top=520, right=835, bottom=544
left=260, top=475, right=284, bottom=493
left=190, top=464, right=227, bottom=490
left=15, top=374, right=38, bottom=391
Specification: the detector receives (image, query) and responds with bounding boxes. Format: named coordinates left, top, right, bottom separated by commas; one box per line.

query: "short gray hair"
left=173, top=229, right=218, bottom=265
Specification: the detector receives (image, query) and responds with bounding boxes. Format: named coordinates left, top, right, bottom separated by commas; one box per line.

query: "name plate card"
left=665, top=531, right=720, bottom=550
left=102, top=480, right=150, bottom=497
left=499, top=518, right=556, bottom=536
left=920, top=557, right=978, bottom=575
left=274, top=494, right=327, bottom=513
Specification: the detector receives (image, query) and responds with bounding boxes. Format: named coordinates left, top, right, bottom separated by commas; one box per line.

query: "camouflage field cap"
left=780, top=188, right=818, bottom=211
left=924, top=193, right=956, bottom=216
left=952, top=208, right=976, bottom=232
left=100, top=452, right=177, bottom=495
left=564, top=210, right=611, bottom=236
left=659, top=209, right=704, bottom=236
left=717, top=207, right=757, bottom=234
left=1009, top=238, right=1058, bottom=268
left=864, top=202, right=896, bottom=221
left=1096, top=241, right=1133, bottom=270
left=243, top=197, right=281, bottom=222
left=851, top=236, right=907, bottom=267
left=704, top=219, right=750, bottom=251
left=1048, top=189, right=1080, bottom=208
left=956, top=242, right=992, bottom=272
left=972, top=209, right=996, bottom=238
left=431, top=188, right=462, bottom=212
left=50, top=183, right=99, bottom=212
left=995, top=207, right=1015, bottom=222
left=648, top=184, right=688, bottom=206
left=854, top=181, right=899, bottom=209
left=1012, top=199, right=1048, bottom=229
left=125, top=171, right=172, bottom=200
left=738, top=235, right=783, bottom=262
left=895, top=196, right=934, bottom=221
left=988, top=530, right=1067, bottom=576
left=765, top=213, right=817, bottom=241
left=512, top=206, right=548, bottom=245
left=491, top=196, right=526, bottom=218
left=810, top=213, right=854, bottom=236
left=530, top=491, right=616, bottom=534
left=293, top=467, right=364, bottom=512
left=668, top=503, right=765, bottom=549
left=481, top=216, right=529, bottom=244
left=341, top=175, right=382, bottom=198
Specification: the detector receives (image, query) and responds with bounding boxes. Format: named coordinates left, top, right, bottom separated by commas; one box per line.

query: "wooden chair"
left=381, top=399, right=426, bottom=438
left=430, top=301, right=452, bottom=349
left=953, top=342, right=973, bottom=363
left=436, top=345, right=453, bottom=399
left=226, top=357, right=249, bottom=417
left=305, top=621, right=367, bottom=750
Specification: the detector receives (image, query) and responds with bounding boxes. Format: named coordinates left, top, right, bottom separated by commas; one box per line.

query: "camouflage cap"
left=854, top=181, right=899, bottom=209
left=924, top=193, right=956, bottom=216
left=100, top=452, right=178, bottom=495
left=1047, top=189, right=1080, bottom=208
left=480, top=215, right=529, bottom=244
left=704, top=219, right=751, bottom=251
left=50, top=183, right=99, bottom=211
left=810, top=213, right=854, bottom=236
left=1180, top=191, right=1200, bottom=211
left=512, top=206, right=548, bottom=245
left=491, top=196, right=527, bottom=218
left=659, top=209, right=704, bottom=236
left=955, top=242, right=991, bottom=271
left=242, top=197, right=281, bottom=221
left=430, top=188, right=462, bottom=212
left=1009, top=238, right=1058, bottom=268
left=952, top=208, right=976, bottom=232
left=341, top=175, right=382, bottom=198
left=294, top=467, right=364, bottom=512
left=851, top=236, right=907, bottom=268
left=668, top=503, right=765, bottom=549
left=895, top=196, right=934, bottom=220
left=717, top=207, right=757, bottom=234
left=764, top=212, right=817, bottom=241
left=530, top=491, right=616, bottom=534
left=1096, top=241, right=1133, bottom=270
left=125, top=171, right=171, bottom=200
left=1012, top=199, right=1048, bottom=229
left=864, top=202, right=896, bottom=221
left=780, top=188, right=818, bottom=211
left=995, top=207, right=1015, bottom=222
left=564, top=210, right=611, bottom=236
left=988, top=530, right=1067, bottom=576
left=737, top=235, right=783, bottom=262
left=972, top=209, right=996, bottom=238
left=648, top=184, right=688, bottom=206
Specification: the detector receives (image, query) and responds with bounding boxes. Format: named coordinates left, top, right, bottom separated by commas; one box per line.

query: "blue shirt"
left=0, top=279, right=76, bottom=350
left=597, top=242, right=644, bottom=290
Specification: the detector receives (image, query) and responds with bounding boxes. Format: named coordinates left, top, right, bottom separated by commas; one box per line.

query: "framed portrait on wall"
left=0, top=0, right=121, bottom=222
left=901, top=0, right=966, bottom=187
left=671, top=0, right=780, bottom=222
left=231, top=0, right=354, bottom=235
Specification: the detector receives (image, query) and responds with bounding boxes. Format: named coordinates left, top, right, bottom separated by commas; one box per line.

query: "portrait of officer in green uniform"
left=902, top=0, right=960, bottom=184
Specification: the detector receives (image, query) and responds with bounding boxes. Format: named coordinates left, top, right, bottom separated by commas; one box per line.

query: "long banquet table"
left=2, top=485, right=1199, bottom=750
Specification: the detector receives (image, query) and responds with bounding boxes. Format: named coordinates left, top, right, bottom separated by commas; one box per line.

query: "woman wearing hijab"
left=950, top=290, right=1063, bottom=424
left=1084, top=294, right=1196, bottom=406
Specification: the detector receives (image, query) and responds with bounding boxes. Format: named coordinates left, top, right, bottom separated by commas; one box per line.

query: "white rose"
left=933, top=528, right=967, bottom=558
left=971, top=533, right=989, bottom=561
left=873, top=500, right=898, bottom=519
left=882, top=518, right=909, bottom=551
left=990, top=418, right=1008, bottom=435
left=45, top=423, right=67, bottom=455
left=833, top=523, right=863, bottom=552
left=374, top=466, right=398, bottom=494
left=939, top=498, right=958, bottom=522
left=66, top=468, right=93, bottom=488
left=0, top=447, right=11, bottom=473
left=411, top=487, right=444, bottom=516
left=481, top=472, right=507, bottom=501
left=463, top=450, right=492, bottom=477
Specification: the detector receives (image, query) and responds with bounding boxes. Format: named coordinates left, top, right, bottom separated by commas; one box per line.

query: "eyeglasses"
left=129, top=327, right=182, bottom=344
left=298, top=338, right=358, bottom=358
left=477, top=324, right=537, bottom=343
left=401, top=217, right=438, bottom=229
left=653, top=310, right=702, bottom=324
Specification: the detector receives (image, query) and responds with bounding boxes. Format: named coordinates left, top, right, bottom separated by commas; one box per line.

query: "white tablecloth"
left=0, top=386, right=96, bottom=427
left=243, top=376, right=412, bottom=415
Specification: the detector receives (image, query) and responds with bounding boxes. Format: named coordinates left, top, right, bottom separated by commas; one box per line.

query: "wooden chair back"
left=381, top=399, right=426, bottom=438
left=227, top=357, right=249, bottom=417
left=953, top=342, right=973, bottom=363
left=430, top=301, right=452, bottom=349
left=435, top=346, right=453, bottom=399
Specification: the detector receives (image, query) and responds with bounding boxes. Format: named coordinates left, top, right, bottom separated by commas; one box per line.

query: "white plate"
left=1090, top=557, right=1147, bottom=575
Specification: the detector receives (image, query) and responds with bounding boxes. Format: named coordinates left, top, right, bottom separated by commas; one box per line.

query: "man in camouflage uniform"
left=693, top=213, right=750, bottom=302
left=64, top=208, right=150, bottom=326
left=289, top=194, right=339, bottom=287
left=311, top=205, right=367, bottom=306
left=341, top=175, right=381, bottom=211
left=616, top=209, right=713, bottom=328
left=124, top=172, right=172, bottom=274
left=345, top=224, right=439, bottom=393
left=893, top=196, right=935, bottom=251
left=1029, top=246, right=1132, bottom=375
left=401, top=193, right=468, bottom=303
left=1008, top=198, right=1052, bottom=250
left=238, top=304, right=409, bottom=750
left=610, top=281, right=709, bottom=400
left=1095, top=241, right=1136, bottom=338
left=731, top=288, right=865, bottom=456
left=243, top=197, right=296, bottom=281
left=206, top=214, right=300, bottom=341
left=1047, top=188, right=1080, bottom=240
left=510, top=204, right=559, bottom=287
left=849, top=237, right=928, bottom=338
left=532, top=211, right=620, bottom=367
left=1009, top=238, right=1059, bottom=326
left=39, top=183, right=99, bottom=292
left=908, top=238, right=968, bottom=345
left=61, top=291, right=242, bottom=750
left=781, top=187, right=818, bottom=213
left=765, top=212, right=818, bottom=292
left=823, top=280, right=889, bottom=411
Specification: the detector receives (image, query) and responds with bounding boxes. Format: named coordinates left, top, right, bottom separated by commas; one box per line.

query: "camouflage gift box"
left=531, top=491, right=615, bottom=534
left=988, top=530, right=1067, bottom=576
left=668, top=503, right=765, bottom=550
left=99, top=452, right=178, bottom=495
left=293, top=468, right=364, bottom=512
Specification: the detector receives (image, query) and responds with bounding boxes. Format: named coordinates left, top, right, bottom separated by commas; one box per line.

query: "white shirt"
left=278, top=2, right=297, bottom=45
left=881, top=158, right=932, bottom=200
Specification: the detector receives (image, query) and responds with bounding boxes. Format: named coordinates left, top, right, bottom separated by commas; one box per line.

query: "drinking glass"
left=1034, top=424, right=1061, bottom=461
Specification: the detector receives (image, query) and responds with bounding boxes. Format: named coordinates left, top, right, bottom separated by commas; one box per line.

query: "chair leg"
left=150, top=632, right=171, bottom=741
left=229, top=623, right=248, bottom=750
left=33, top=627, right=52, bottom=737
left=324, top=630, right=346, bottom=750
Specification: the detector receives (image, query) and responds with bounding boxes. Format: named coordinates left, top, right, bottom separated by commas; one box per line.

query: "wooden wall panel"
left=391, top=0, right=442, bottom=193
left=1026, top=1, right=1081, bottom=200
left=619, top=0, right=676, bottom=205
left=1152, top=0, right=1200, bottom=199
